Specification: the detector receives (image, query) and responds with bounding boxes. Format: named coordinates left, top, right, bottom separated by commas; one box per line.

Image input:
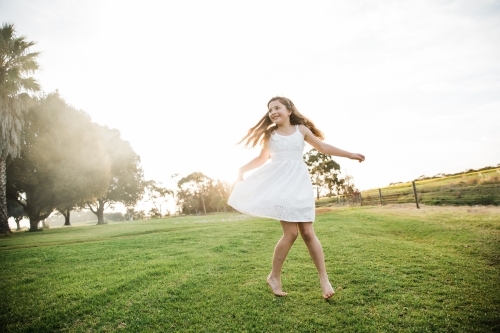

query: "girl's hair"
left=238, top=96, right=325, bottom=148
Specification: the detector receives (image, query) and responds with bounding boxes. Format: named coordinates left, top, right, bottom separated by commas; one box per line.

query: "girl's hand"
left=350, top=153, right=365, bottom=163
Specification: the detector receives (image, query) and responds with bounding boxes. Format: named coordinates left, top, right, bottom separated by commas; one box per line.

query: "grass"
left=1, top=207, right=499, bottom=332
left=359, top=168, right=500, bottom=206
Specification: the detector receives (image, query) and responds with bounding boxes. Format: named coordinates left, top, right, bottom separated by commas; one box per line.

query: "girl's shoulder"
left=297, top=124, right=310, bottom=137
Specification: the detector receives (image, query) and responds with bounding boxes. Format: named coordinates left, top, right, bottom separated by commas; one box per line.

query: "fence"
left=360, top=181, right=421, bottom=208
left=317, top=181, right=420, bottom=208
left=317, top=168, right=500, bottom=208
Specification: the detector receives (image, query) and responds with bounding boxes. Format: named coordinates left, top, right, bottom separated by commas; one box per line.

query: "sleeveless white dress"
left=228, top=125, right=315, bottom=222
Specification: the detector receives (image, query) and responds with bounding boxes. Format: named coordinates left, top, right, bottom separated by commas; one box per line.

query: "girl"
left=228, top=96, right=365, bottom=299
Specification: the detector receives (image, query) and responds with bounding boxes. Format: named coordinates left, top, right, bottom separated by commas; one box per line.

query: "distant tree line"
left=130, top=174, right=232, bottom=219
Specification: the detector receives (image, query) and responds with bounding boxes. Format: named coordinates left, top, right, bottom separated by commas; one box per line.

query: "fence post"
left=412, top=181, right=420, bottom=209
left=360, top=194, right=363, bottom=206
left=378, top=189, right=383, bottom=206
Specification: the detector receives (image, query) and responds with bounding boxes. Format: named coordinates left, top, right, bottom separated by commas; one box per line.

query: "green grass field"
left=1, top=207, right=499, bottom=332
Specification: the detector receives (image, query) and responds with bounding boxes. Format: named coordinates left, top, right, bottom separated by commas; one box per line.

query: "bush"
left=104, top=212, right=125, bottom=222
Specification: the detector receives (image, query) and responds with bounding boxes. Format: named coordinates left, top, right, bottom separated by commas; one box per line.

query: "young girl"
left=228, top=96, right=365, bottom=299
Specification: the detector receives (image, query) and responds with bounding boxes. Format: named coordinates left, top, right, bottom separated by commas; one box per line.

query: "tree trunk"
left=0, top=158, right=12, bottom=235
left=63, top=209, right=71, bottom=226
left=29, top=216, right=42, bottom=231
left=15, top=218, right=21, bottom=230
left=89, top=199, right=106, bottom=224
left=96, top=200, right=105, bottom=224
left=200, top=194, right=206, bottom=215
left=20, top=191, right=53, bottom=232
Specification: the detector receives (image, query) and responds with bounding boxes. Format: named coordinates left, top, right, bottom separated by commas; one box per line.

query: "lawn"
left=1, top=206, right=499, bottom=332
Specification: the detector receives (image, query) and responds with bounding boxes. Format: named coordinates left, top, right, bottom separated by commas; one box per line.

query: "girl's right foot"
left=321, top=279, right=335, bottom=299
left=267, top=274, right=288, bottom=296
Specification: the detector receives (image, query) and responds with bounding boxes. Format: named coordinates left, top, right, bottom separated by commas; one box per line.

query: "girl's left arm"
left=300, top=125, right=365, bottom=162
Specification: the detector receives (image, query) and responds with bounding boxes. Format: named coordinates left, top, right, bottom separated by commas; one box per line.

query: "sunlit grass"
left=1, top=208, right=499, bottom=332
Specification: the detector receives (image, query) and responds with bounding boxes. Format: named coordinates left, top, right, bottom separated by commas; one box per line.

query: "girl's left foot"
left=321, top=280, right=335, bottom=299
left=267, top=274, right=288, bottom=296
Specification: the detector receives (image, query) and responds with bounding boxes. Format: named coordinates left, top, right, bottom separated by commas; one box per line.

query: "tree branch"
left=87, top=203, right=97, bottom=215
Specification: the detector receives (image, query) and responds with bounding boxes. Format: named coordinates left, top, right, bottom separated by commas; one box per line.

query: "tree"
left=7, top=199, right=26, bottom=230
left=177, top=172, right=211, bottom=215
left=324, top=172, right=342, bottom=197
left=143, top=180, right=173, bottom=218
left=7, top=93, right=111, bottom=231
left=338, top=174, right=358, bottom=196
left=53, top=113, right=111, bottom=226
left=125, top=208, right=145, bottom=221
left=148, top=207, right=161, bottom=219
left=303, top=149, right=341, bottom=199
left=207, top=179, right=230, bottom=213
left=87, top=126, right=144, bottom=224
left=0, top=23, right=40, bottom=235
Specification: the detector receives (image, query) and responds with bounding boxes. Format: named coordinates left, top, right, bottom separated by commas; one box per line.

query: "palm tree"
left=0, top=24, right=40, bottom=235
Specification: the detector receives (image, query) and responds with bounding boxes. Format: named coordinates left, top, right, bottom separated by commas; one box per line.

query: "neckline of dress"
left=273, top=125, right=298, bottom=137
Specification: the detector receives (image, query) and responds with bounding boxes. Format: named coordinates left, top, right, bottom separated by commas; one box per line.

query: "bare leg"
left=298, top=222, right=335, bottom=299
left=267, top=221, right=298, bottom=296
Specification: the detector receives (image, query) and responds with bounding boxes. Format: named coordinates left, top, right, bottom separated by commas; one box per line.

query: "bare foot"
left=321, top=279, right=335, bottom=299
left=267, top=274, right=288, bottom=296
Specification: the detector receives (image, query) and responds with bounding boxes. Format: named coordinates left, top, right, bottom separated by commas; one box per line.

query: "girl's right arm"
left=237, top=145, right=270, bottom=181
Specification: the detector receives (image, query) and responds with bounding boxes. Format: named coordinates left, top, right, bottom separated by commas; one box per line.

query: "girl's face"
left=268, top=100, right=291, bottom=125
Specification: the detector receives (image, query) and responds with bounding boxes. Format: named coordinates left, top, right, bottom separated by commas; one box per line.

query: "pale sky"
left=2, top=0, right=500, bottom=192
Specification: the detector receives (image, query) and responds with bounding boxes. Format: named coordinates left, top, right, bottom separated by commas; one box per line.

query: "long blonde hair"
left=238, top=96, right=325, bottom=148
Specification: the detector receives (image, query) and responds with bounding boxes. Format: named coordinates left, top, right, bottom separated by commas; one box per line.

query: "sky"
left=2, top=0, right=500, bottom=195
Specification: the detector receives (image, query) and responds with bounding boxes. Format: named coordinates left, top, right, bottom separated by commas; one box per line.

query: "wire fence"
left=317, top=168, right=500, bottom=208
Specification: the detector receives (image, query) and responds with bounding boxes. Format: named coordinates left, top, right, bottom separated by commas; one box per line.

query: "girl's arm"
left=237, top=145, right=270, bottom=180
left=300, top=125, right=365, bottom=162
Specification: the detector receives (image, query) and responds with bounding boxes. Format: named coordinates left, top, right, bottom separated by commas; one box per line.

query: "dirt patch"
left=365, top=203, right=500, bottom=217
left=315, top=207, right=341, bottom=214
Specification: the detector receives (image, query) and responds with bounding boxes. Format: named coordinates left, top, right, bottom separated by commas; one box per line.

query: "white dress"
left=228, top=125, right=315, bottom=222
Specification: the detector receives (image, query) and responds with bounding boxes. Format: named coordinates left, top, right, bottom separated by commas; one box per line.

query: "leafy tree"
left=207, top=179, right=230, bottom=212
left=325, top=172, right=342, bottom=197
left=7, top=93, right=111, bottom=231
left=53, top=118, right=111, bottom=226
left=148, top=207, right=161, bottom=219
left=338, top=174, right=358, bottom=196
left=175, top=174, right=231, bottom=214
left=303, top=149, right=341, bottom=199
left=177, top=172, right=211, bottom=215
left=143, top=180, right=173, bottom=218
left=87, top=126, right=144, bottom=224
left=0, top=23, right=40, bottom=235
left=125, top=208, right=145, bottom=221
left=7, top=199, right=26, bottom=230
